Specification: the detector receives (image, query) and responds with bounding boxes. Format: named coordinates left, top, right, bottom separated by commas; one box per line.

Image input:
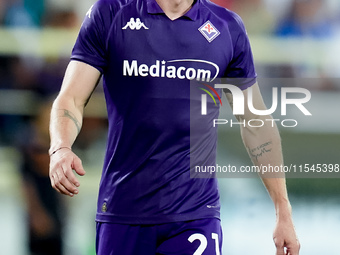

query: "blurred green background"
left=0, top=0, right=339, bottom=254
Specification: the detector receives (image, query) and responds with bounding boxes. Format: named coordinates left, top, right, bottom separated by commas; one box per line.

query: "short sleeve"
left=224, top=13, right=257, bottom=90
left=71, top=1, right=111, bottom=73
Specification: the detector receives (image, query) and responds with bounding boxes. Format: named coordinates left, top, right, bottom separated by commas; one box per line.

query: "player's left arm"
left=225, top=82, right=300, bottom=255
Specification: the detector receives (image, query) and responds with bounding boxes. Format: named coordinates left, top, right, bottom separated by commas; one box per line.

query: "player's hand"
left=49, top=147, right=86, bottom=197
left=273, top=212, right=300, bottom=255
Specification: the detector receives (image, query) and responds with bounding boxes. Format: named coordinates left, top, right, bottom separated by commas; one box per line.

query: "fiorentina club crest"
left=198, top=21, right=220, bottom=43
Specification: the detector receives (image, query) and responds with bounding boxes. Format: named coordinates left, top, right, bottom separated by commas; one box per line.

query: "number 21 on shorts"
left=188, top=232, right=220, bottom=255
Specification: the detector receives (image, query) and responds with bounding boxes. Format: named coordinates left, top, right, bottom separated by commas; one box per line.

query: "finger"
left=73, top=157, right=86, bottom=176
left=50, top=172, right=55, bottom=187
left=274, top=239, right=285, bottom=255
left=55, top=180, right=75, bottom=197
left=56, top=167, right=78, bottom=195
left=63, top=163, right=81, bottom=187
left=50, top=174, right=61, bottom=193
left=61, top=162, right=80, bottom=192
left=51, top=174, right=65, bottom=195
left=54, top=171, right=74, bottom=196
left=276, top=247, right=285, bottom=255
left=286, top=240, right=300, bottom=255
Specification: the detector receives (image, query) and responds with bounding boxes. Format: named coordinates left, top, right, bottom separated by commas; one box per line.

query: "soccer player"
left=49, top=0, right=300, bottom=254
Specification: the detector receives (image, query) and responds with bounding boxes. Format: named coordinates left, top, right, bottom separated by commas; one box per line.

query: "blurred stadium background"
left=0, top=0, right=339, bottom=254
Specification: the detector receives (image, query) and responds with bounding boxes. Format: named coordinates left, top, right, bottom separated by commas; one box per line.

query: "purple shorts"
left=96, top=218, right=222, bottom=255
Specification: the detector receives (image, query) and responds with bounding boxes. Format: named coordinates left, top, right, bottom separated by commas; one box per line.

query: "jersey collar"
left=146, top=0, right=199, bottom=21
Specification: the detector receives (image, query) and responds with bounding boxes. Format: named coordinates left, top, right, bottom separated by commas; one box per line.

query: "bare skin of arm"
left=49, top=60, right=101, bottom=197
left=226, top=83, right=300, bottom=255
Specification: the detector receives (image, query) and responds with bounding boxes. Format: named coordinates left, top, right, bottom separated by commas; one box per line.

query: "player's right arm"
left=49, top=60, right=101, bottom=197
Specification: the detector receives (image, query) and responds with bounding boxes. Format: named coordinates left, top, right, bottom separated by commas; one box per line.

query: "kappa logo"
left=198, top=21, right=220, bottom=43
left=122, top=18, right=149, bottom=30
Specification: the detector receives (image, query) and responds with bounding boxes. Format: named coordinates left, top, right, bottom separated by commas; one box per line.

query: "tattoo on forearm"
left=61, top=109, right=81, bottom=133
left=247, top=141, right=272, bottom=162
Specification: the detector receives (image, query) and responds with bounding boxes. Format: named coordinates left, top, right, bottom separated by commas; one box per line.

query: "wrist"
left=275, top=199, right=292, bottom=219
left=49, top=146, right=72, bottom=156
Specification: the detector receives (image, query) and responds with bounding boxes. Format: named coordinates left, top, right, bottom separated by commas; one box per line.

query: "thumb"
left=73, top=156, right=86, bottom=176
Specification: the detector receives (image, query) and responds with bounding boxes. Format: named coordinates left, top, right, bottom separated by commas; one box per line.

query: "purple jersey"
left=72, top=0, right=256, bottom=224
